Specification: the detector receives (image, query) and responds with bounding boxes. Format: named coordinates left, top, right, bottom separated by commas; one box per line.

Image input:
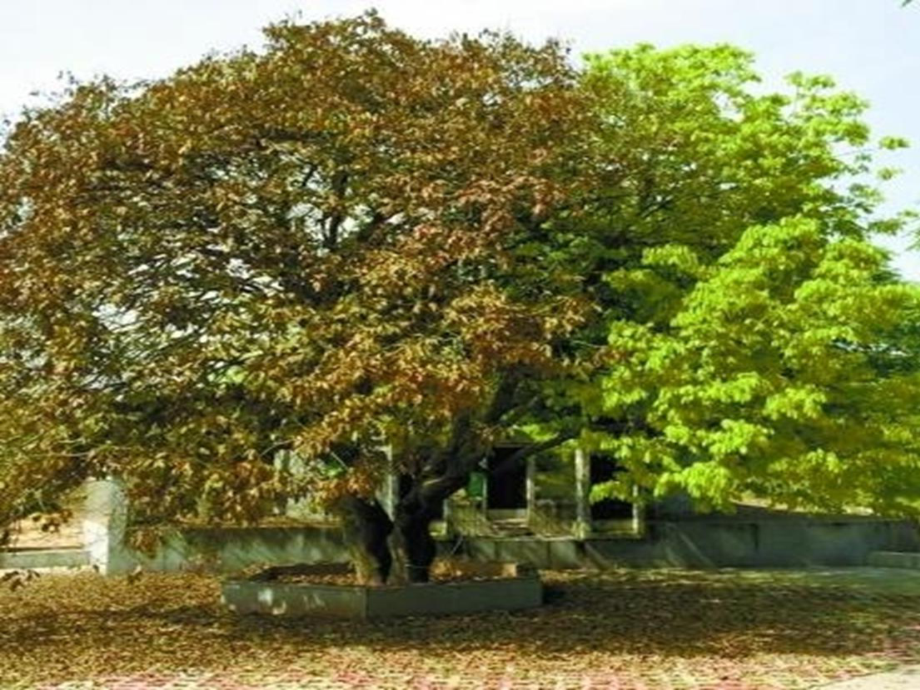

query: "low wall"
left=221, top=563, right=542, bottom=618
left=83, top=479, right=919, bottom=574
left=92, top=516, right=920, bottom=575
left=0, top=548, right=90, bottom=570
left=82, top=479, right=348, bottom=575
left=460, top=517, right=920, bottom=569
left=102, top=525, right=347, bottom=575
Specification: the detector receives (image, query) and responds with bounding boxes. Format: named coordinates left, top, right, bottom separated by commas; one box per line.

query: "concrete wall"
left=460, top=517, right=920, bottom=569
left=128, top=526, right=347, bottom=574
left=82, top=479, right=920, bottom=574
left=0, top=548, right=89, bottom=570
left=93, top=516, right=920, bottom=575
left=90, top=524, right=346, bottom=575
left=82, top=479, right=347, bottom=575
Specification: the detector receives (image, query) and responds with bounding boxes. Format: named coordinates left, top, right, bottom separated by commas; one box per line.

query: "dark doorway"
left=486, top=447, right=527, bottom=510
left=589, top=455, right=633, bottom=520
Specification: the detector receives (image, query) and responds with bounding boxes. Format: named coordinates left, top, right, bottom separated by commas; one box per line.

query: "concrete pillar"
left=525, top=456, right=536, bottom=526
left=573, top=447, right=591, bottom=539
left=82, top=478, right=135, bottom=575
left=378, top=445, right=400, bottom=520
left=442, top=497, right=453, bottom=537
left=632, top=488, right=646, bottom=537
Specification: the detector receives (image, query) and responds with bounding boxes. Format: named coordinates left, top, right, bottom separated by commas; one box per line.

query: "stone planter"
left=221, top=561, right=542, bottom=619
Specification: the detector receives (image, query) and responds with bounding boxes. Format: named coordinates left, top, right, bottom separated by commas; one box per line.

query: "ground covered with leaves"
left=1, top=568, right=918, bottom=689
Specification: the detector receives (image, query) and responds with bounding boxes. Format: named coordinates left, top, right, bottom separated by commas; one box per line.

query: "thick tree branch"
left=489, top=432, right=576, bottom=479
left=484, top=372, right=523, bottom=426
left=323, top=169, right=349, bottom=250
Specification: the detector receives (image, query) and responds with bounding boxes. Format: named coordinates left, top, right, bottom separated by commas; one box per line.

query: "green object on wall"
left=467, top=472, right=485, bottom=499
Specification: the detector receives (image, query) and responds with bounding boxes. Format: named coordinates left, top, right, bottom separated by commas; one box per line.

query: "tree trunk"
left=393, top=474, right=468, bottom=583
left=339, top=496, right=394, bottom=586
left=393, top=504, right=438, bottom=583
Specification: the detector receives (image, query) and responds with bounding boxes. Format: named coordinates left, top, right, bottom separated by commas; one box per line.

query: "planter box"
left=221, top=562, right=542, bottom=618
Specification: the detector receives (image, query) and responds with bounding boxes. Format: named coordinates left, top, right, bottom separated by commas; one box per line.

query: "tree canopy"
left=591, top=218, right=920, bottom=514
left=1, top=13, right=917, bottom=582
left=567, top=46, right=920, bottom=516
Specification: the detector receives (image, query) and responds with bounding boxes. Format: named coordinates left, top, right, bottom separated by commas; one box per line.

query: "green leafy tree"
left=566, top=46, right=920, bottom=515
left=591, top=219, right=920, bottom=513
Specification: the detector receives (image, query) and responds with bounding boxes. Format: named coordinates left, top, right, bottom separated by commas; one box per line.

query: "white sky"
left=2, top=0, right=918, bottom=277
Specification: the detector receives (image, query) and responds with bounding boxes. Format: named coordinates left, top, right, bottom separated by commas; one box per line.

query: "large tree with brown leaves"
left=0, top=13, right=602, bottom=582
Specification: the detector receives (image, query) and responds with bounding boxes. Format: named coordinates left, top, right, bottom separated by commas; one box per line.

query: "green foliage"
left=597, top=218, right=920, bottom=513
left=557, top=44, right=920, bottom=516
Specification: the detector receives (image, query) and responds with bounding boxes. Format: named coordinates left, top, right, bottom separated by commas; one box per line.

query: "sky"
left=1, top=0, right=918, bottom=277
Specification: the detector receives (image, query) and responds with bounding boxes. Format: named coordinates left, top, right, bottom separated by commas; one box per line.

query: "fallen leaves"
left=0, top=568, right=40, bottom=592
left=0, top=568, right=918, bottom=688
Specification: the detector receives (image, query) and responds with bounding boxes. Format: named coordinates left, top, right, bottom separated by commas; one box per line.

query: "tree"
left=591, top=218, right=920, bottom=514
left=1, top=16, right=917, bottom=584
left=566, top=46, right=920, bottom=515
left=0, top=13, right=597, bottom=582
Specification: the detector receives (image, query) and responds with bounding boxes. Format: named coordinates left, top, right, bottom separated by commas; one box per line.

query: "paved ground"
left=816, top=664, right=920, bottom=689
left=1, top=566, right=919, bottom=689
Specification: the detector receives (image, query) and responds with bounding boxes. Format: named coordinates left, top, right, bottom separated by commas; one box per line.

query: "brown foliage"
left=0, top=13, right=598, bottom=530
